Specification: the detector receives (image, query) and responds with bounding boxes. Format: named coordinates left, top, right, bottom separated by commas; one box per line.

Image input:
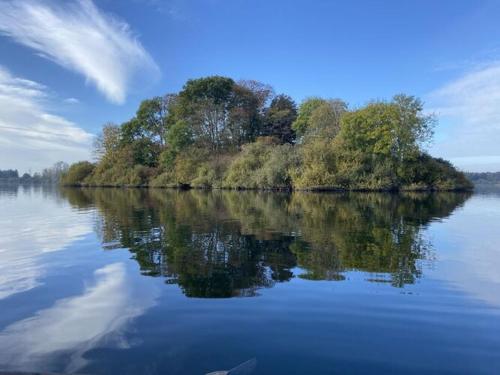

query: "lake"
left=0, top=186, right=499, bottom=374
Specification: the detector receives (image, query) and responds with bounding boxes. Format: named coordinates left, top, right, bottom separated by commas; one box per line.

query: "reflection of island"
left=63, top=189, right=470, bottom=297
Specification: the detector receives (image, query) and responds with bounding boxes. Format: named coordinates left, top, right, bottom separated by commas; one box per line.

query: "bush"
left=292, top=139, right=337, bottom=189
left=223, top=139, right=298, bottom=189
left=156, top=147, right=234, bottom=188
left=150, top=171, right=176, bottom=187
left=60, top=161, right=95, bottom=186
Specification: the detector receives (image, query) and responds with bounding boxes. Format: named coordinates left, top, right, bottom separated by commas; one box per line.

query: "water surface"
left=0, top=186, right=499, bottom=374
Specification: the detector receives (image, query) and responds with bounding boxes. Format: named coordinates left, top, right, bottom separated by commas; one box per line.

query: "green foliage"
left=78, top=75, right=469, bottom=191
left=293, top=98, right=346, bottom=141
left=306, top=99, right=346, bottom=140
left=340, top=102, right=400, bottom=158
left=262, top=94, right=297, bottom=144
left=87, top=163, right=155, bottom=187
left=401, top=154, right=473, bottom=191
left=61, top=161, right=95, bottom=186
left=224, top=138, right=299, bottom=189
left=180, top=76, right=235, bottom=104
left=339, top=95, right=434, bottom=163
left=227, top=84, right=262, bottom=146
left=223, top=140, right=273, bottom=189
left=167, top=76, right=267, bottom=152
left=153, top=147, right=234, bottom=188
left=161, top=120, right=194, bottom=169
left=292, top=97, right=328, bottom=137
left=93, top=123, right=121, bottom=161
left=293, top=138, right=338, bottom=189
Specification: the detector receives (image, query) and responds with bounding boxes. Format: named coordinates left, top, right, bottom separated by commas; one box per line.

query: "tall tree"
left=176, top=76, right=236, bottom=152
left=305, top=99, right=347, bottom=140
left=339, top=95, right=435, bottom=166
left=227, top=84, right=260, bottom=146
left=122, top=95, right=175, bottom=148
left=392, top=94, right=435, bottom=162
left=93, top=122, right=121, bottom=161
left=292, top=97, right=327, bottom=138
left=237, top=80, right=274, bottom=115
left=119, top=95, right=177, bottom=167
left=263, top=94, right=297, bottom=144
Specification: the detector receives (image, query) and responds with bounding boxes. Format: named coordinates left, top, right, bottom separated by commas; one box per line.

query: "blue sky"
left=1, top=0, right=500, bottom=172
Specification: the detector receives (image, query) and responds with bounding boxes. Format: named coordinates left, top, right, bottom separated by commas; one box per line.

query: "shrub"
left=292, top=139, right=337, bottom=189
left=60, top=161, right=95, bottom=186
left=223, top=140, right=298, bottom=189
left=150, top=171, right=177, bottom=187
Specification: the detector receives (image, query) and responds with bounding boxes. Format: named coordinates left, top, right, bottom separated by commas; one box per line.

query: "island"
left=61, top=76, right=472, bottom=191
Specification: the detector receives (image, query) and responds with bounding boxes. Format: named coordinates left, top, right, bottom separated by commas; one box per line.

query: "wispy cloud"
left=428, top=61, right=500, bottom=172
left=64, top=97, right=80, bottom=104
left=0, top=66, right=93, bottom=172
left=135, top=0, right=186, bottom=20
left=0, top=0, right=158, bottom=103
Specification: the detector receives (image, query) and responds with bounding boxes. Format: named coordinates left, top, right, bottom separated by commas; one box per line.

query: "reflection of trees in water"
left=62, top=188, right=470, bottom=297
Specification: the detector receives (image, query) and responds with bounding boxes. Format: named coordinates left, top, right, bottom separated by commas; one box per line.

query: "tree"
left=180, top=76, right=234, bottom=105
left=122, top=121, right=160, bottom=167
left=227, top=84, right=261, bottom=146
left=118, top=95, right=176, bottom=167
left=292, top=97, right=327, bottom=138
left=93, top=123, right=121, bottom=161
left=263, top=94, right=297, bottom=144
left=20, top=173, right=31, bottom=183
left=41, top=161, right=69, bottom=184
left=161, top=120, right=194, bottom=168
left=339, top=97, right=433, bottom=163
left=0, top=169, right=18, bottom=179
left=336, top=95, right=436, bottom=187
left=305, top=99, right=347, bottom=140
left=61, top=161, right=95, bottom=186
left=237, top=80, right=274, bottom=115
left=135, top=94, right=176, bottom=147
left=392, top=94, right=435, bottom=163
left=176, top=76, right=236, bottom=152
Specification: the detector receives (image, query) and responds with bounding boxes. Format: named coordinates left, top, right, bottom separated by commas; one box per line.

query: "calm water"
left=0, top=186, right=499, bottom=374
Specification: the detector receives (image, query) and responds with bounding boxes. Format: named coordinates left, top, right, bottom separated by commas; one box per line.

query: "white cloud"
left=64, top=97, right=80, bottom=104
left=0, top=66, right=93, bottom=173
left=428, top=62, right=500, bottom=172
left=0, top=0, right=158, bottom=103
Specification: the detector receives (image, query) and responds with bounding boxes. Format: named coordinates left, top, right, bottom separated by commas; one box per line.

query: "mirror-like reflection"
left=0, top=262, right=159, bottom=373
left=5, top=186, right=500, bottom=375
left=62, top=188, right=470, bottom=298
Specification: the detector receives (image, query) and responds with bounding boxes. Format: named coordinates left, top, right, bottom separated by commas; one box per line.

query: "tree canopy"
left=61, top=76, right=472, bottom=191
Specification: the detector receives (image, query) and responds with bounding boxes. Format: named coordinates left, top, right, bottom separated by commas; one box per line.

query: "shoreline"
left=60, top=183, right=474, bottom=193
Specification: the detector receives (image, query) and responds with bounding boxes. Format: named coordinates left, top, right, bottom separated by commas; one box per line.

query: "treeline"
left=466, top=172, right=500, bottom=191
left=0, top=162, right=68, bottom=185
left=62, top=76, right=472, bottom=191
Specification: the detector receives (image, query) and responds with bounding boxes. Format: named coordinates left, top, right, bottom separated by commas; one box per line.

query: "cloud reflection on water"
left=0, top=188, right=92, bottom=300
left=0, top=262, right=159, bottom=373
left=429, top=194, right=500, bottom=307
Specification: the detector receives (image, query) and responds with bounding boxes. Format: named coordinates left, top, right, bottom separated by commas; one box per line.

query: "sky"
left=0, top=0, right=499, bottom=173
